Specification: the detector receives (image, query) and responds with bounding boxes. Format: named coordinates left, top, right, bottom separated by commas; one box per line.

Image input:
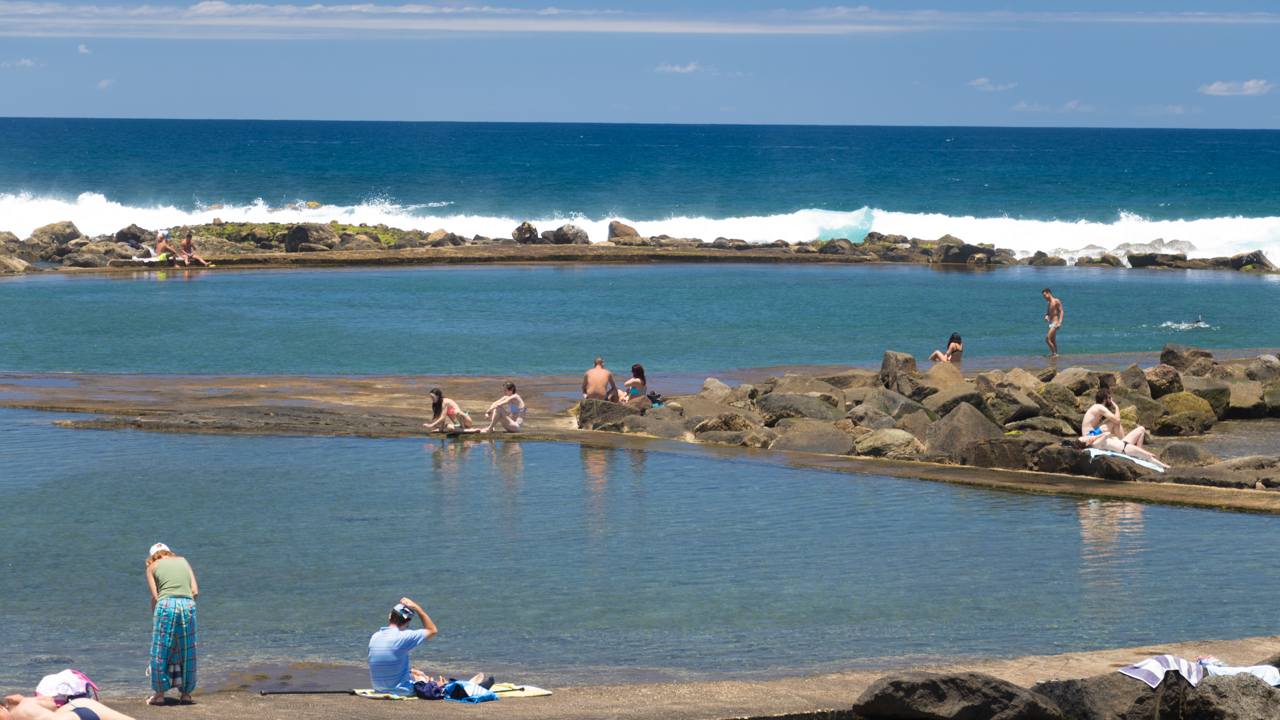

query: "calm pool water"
left=1, top=264, right=1277, bottom=375
left=0, top=408, right=1274, bottom=692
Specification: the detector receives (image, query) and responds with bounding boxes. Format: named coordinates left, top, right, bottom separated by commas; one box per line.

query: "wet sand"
left=97, top=635, right=1280, bottom=720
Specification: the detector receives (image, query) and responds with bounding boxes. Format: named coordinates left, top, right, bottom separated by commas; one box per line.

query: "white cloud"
left=1198, top=79, right=1273, bottom=96
left=1062, top=99, right=1095, bottom=113
left=96, top=77, right=113, bottom=90
left=655, top=61, right=700, bottom=74
left=77, top=42, right=90, bottom=53
left=0, top=57, right=38, bottom=69
left=968, top=77, right=1017, bottom=92
left=1012, top=99, right=1094, bottom=113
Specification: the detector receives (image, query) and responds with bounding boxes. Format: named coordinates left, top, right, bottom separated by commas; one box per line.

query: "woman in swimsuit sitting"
left=480, top=382, right=525, bottom=433
left=928, top=333, right=964, bottom=364
left=620, top=364, right=647, bottom=405
left=423, top=388, right=474, bottom=432
left=2, top=695, right=134, bottom=720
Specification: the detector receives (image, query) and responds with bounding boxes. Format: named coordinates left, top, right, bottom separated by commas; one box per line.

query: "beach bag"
left=35, top=669, right=99, bottom=705
left=413, top=679, right=445, bottom=700
left=442, top=680, right=498, bottom=703
left=646, top=391, right=665, bottom=407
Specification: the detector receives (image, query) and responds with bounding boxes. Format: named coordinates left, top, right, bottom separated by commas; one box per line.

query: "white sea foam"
left=3, top=192, right=1280, bottom=262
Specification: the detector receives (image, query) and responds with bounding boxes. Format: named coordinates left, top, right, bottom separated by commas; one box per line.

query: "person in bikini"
left=1042, top=288, right=1064, bottom=357
left=928, top=333, right=964, bottom=364
left=479, top=382, right=525, bottom=433
left=1077, top=385, right=1168, bottom=469
left=620, top=364, right=647, bottom=404
left=423, top=388, right=474, bottom=432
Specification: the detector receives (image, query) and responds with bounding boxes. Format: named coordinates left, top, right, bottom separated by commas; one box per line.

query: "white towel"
left=1118, top=655, right=1204, bottom=688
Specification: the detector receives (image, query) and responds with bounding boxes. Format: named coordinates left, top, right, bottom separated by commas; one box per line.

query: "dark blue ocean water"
left=1, top=408, right=1274, bottom=690
left=0, top=265, right=1276, bottom=375
left=3, top=119, right=1279, bottom=253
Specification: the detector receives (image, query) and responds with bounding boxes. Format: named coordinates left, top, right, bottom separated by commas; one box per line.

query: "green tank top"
left=152, top=557, right=194, bottom=600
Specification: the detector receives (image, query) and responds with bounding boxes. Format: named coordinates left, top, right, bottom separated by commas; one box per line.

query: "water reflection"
left=581, top=446, right=615, bottom=543
left=1077, top=499, right=1146, bottom=565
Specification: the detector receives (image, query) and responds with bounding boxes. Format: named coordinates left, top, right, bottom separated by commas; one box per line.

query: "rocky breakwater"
left=582, top=343, right=1280, bottom=491
left=848, top=654, right=1280, bottom=719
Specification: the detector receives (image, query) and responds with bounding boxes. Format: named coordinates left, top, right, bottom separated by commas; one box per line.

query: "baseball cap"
left=391, top=603, right=416, bottom=622
left=148, top=542, right=171, bottom=559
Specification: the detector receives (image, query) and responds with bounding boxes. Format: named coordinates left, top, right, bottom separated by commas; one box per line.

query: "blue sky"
left=0, top=1, right=1277, bottom=126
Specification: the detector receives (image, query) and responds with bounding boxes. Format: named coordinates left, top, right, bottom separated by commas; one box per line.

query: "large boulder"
left=846, top=404, right=897, bottom=430
left=983, top=388, right=1040, bottom=425
left=576, top=399, right=642, bottom=431
left=1229, top=249, right=1276, bottom=271
left=61, top=252, right=110, bottom=268
left=1112, top=387, right=1168, bottom=430
left=1154, top=391, right=1216, bottom=436
left=1005, top=416, right=1076, bottom=436
left=879, top=351, right=919, bottom=397
left=922, top=384, right=985, bottom=418
left=1225, top=381, right=1267, bottom=419
left=755, top=392, right=843, bottom=425
left=817, top=237, right=857, bottom=255
left=1117, top=364, right=1151, bottom=397
left=1160, top=343, right=1212, bottom=371
left=1036, top=383, right=1082, bottom=423
left=337, top=233, right=383, bottom=251
left=862, top=388, right=933, bottom=422
left=511, top=221, right=540, bottom=244
left=542, top=224, right=590, bottom=245
left=853, top=428, right=925, bottom=459
left=425, top=229, right=465, bottom=247
left=0, top=253, right=31, bottom=273
left=1144, top=364, right=1184, bottom=398
left=1053, top=367, right=1099, bottom=396
left=1245, top=355, right=1280, bottom=384
left=284, top=223, right=339, bottom=252
left=1266, top=382, right=1280, bottom=417
left=114, top=223, right=154, bottom=247
left=912, top=362, right=966, bottom=401
left=1183, top=673, right=1280, bottom=719
left=620, top=413, right=688, bottom=440
left=1034, top=444, right=1089, bottom=474
left=1160, top=442, right=1219, bottom=467
left=768, top=375, right=845, bottom=407
left=692, top=413, right=757, bottom=435
left=607, top=220, right=639, bottom=242
left=1180, top=376, right=1232, bottom=419
left=1035, top=670, right=1280, bottom=720
left=925, top=402, right=1003, bottom=460
left=697, top=378, right=733, bottom=404
left=852, top=672, right=1065, bottom=720
left=770, top=420, right=855, bottom=455
left=959, top=436, right=1042, bottom=470
left=29, top=220, right=83, bottom=247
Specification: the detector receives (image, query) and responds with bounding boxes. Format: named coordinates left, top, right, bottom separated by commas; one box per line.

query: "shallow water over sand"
left=1, top=264, right=1277, bottom=375
left=1, top=408, right=1275, bottom=692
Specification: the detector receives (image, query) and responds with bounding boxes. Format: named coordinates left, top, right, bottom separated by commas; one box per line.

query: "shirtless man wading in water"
left=1042, top=288, right=1064, bottom=357
left=582, top=357, right=619, bottom=402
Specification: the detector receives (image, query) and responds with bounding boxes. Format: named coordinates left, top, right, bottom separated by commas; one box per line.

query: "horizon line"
left=2, top=115, right=1278, bottom=132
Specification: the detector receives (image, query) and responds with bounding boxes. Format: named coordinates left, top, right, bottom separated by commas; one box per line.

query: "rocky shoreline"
left=1, top=219, right=1275, bottom=274
left=581, top=343, right=1280, bottom=493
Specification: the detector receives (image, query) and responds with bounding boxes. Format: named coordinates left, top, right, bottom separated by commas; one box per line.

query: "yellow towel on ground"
left=353, top=689, right=417, bottom=700
left=491, top=683, right=553, bottom=698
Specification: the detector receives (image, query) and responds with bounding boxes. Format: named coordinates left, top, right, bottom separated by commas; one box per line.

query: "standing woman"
left=145, top=543, right=199, bottom=706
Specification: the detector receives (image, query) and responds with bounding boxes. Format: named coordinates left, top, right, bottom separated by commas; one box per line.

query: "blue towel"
left=442, top=680, right=498, bottom=703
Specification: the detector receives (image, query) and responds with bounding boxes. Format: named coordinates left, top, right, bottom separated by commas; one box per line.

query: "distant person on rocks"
left=582, top=357, right=619, bottom=402
left=928, top=333, right=964, bottom=364
left=424, top=388, right=474, bottom=432
left=368, top=597, right=437, bottom=696
left=153, top=230, right=180, bottom=264
left=1042, top=288, right=1064, bottom=357
left=2, top=694, right=136, bottom=720
left=480, top=382, right=525, bottom=433
left=176, top=231, right=211, bottom=267
left=621, top=364, right=647, bottom=404
left=145, top=543, right=199, bottom=706
left=1082, top=385, right=1149, bottom=450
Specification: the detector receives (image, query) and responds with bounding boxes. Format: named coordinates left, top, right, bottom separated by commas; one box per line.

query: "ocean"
left=3, top=119, right=1280, bottom=260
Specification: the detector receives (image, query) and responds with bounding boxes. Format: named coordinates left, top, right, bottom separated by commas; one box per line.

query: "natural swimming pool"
left=1, top=264, right=1277, bottom=375
left=1, top=408, right=1274, bottom=691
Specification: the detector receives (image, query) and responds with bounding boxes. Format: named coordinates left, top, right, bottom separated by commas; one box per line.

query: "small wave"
left=2, top=192, right=1279, bottom=261
left=1158, top=320, right=1216, bottom=332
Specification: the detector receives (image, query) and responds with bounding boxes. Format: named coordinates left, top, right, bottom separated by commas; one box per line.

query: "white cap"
left=148, top=542, right=171, bottom=559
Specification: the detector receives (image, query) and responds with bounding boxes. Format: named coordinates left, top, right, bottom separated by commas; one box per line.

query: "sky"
left=0, top=1, right=1278, bottom=126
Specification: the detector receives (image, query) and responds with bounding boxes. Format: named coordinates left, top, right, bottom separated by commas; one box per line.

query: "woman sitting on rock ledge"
left=423, top=388, right=474, bottom=433
left=929, top=333, right=964, bottom=365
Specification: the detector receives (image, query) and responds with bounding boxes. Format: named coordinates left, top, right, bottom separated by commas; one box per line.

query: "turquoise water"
left=1, top=408, right=1275, bottom=691
left=1, top=265, right=1277, bottom=375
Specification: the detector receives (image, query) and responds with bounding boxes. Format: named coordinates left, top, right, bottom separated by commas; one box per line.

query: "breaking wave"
left=3, top=192, right=1280, bottom=262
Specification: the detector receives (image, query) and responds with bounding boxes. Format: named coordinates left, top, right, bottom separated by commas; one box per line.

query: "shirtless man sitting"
left=1079, top=385, right=1168, bottom=469
left=582, top=357, right=619, bottom=402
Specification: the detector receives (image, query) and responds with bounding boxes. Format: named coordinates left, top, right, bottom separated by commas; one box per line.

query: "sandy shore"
left=90, top=635, right=1279, bottom=720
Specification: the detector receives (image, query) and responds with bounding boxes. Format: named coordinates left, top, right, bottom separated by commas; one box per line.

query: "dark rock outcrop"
left=1154, top=391, right=1215, bottom=435
left=755, top=392, right=843, bottom=426
left=770, top=420, right=855, bottom=454
left=853, top=428, right=925, bottom=459
left=284, top=224, right=339, bottom=252
left=1160, top=343, right=1212, bottom=371
left=511, top=221, right=540, bottom=244
left=852, top=671, right=1065, bottom=720
left=607, top=220, right=639, bottom=242
left=1180, top=376, right=1232, bottom=419
left=1144, top=364, right=1184, bottom=398
left=925, top=402, right=1003, bottom=461
left=879, top=351, right=919, bottom=397
left=542, top=224, right=590, bottom=245
left=576, top=399, right=642, bottom=431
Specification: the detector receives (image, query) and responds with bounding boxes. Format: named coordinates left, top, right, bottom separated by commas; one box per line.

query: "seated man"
left=368, top=597, right=437, bottom=696
left=582, top=356, right=619, bottom=402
